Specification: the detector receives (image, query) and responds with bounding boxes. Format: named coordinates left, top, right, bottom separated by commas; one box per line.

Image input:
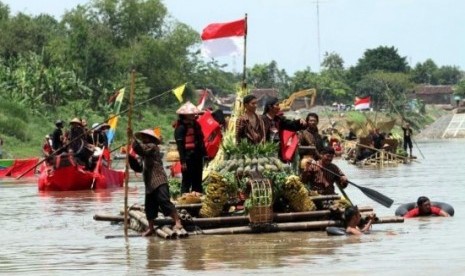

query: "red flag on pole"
left=201, top=18, right=246, bottom=58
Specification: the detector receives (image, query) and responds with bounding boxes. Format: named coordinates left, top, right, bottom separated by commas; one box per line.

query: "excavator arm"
left=279, top=88, right=317, bottom=111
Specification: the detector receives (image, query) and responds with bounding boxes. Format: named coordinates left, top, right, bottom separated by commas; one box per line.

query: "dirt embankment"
left=415, top=113, right=454, bottom=140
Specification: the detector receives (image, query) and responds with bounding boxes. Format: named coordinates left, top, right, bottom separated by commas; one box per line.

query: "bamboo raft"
left=94, top=194, right=404, bottom=237
left=344, top=139, right=411, bottom=167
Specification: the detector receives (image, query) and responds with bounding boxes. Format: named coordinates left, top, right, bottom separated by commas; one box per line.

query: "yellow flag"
left=154, top=127, right=161, bottom=138
left=172, top=83, right=186, bottom=103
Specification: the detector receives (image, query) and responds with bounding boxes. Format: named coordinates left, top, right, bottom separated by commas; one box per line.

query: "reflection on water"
left=1, top=141, right=465, bottom=274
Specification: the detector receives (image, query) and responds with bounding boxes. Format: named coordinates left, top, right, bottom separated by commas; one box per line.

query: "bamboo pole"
left=200, top=220, right=339, bottom=235
left=128, top=210, right=148, bottom=228
left=93, top=214, right=126, bottom=222
left=373, top=216, right=404, bottom=224
left=242, top=13, right=248, bottom=91
left=198, top=216, right=403, bottom=235
left=114, top=206, right=374, bottom=229
left=161, top=226, right=176, bottom=239
left=155, top=228, right=170, bottom=239
left=124, top=70, right=136, bottom=236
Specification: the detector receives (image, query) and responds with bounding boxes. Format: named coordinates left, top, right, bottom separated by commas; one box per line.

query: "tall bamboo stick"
left=242, top=13, right=248, bottom=91
left=124, top=69, right=136, bottom=236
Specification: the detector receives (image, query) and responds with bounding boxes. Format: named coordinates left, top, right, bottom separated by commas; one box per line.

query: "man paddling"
left=302, top=147, right=348, bottom=195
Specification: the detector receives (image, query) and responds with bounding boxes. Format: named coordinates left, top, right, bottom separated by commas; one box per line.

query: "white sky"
left=3, top=0, right=464, bottom=74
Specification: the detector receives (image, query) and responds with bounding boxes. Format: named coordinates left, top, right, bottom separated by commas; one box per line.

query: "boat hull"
left=38, top=163, right=124, bottom=191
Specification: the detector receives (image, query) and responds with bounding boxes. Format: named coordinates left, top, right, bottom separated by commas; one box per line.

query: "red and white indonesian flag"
left=354, top=96, right=371, bottom=110
left=201, top=18, right=246, bottom=58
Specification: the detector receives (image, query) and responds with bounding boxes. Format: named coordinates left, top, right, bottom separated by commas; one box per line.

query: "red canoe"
left=38, top=154, right=125, bottom=191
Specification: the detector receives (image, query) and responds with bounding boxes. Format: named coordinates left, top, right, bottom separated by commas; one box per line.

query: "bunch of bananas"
left=199, top=171, right=230, bottom=218
left=329, top=198, right=351, bottom=210
left=282, top=175, right=316, bottom=212
left=177, top=192, right=202, bottom=204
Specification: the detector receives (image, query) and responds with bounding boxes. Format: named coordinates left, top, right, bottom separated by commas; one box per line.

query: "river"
left=1, top=140, right=464, bottom=275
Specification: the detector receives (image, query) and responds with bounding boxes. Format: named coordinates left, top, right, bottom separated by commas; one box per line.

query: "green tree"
left=435, top=65, right=462, bottom=85
left=321, top=51, right=344, bottom=71
left=454, top=79, right=465, bottom=98
left=248, top=61, right=291, bottom=96
left=190, top=59, right=238, bottom=96
left=410, top=59, right=438, bottom=84
left=319, top=52, right=351, bottom=103
left=0, top=13, right=61, bottom=60
left=349, top=46, right=409, bottom=84
left=91, top=0, right=167, bottom=45
left=0, top=2, right=10, bottom=21
left=356, top=71, right=413, bottom=113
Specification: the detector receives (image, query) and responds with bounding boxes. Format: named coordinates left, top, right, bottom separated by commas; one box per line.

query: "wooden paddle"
left=312, top=161, right=394, bottom=208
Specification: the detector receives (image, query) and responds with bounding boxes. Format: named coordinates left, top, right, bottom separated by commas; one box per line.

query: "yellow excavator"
left=279, top=88, right=317, bottom=112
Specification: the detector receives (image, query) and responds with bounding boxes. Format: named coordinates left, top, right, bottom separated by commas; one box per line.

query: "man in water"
left=344, top=206, right=377, bottom=235
left=404, top=196, right=450, bottom=218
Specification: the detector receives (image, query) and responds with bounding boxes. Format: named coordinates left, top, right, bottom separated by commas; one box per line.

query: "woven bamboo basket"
left=248, top=178, right=273, bottom=224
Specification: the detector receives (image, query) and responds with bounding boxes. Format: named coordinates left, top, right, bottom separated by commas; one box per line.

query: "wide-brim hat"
left=176, top=101, right=201, bottom=115
left=135, top=129, right=161, bottom=144
left=70, top=117, right=83, bottom=125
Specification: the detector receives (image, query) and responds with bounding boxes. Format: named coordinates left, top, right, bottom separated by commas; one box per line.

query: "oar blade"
left=349, top=182, right=393, bottom=208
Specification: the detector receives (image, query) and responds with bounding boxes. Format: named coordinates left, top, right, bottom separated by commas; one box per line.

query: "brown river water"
left=1, top=140, right=464, bottom=275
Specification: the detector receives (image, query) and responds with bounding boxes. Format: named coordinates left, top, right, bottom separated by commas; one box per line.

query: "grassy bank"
left=0, top=101, right=178, bottom=158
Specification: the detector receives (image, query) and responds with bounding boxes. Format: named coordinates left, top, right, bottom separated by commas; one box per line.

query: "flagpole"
left=242, top=13, right=248, bottom=91
left=124, top=69, right=136, bottom=237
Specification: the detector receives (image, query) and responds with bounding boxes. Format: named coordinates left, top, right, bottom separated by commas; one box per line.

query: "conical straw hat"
left=70, top=117, right=82, bottom=125
left=176, top=101, right=201, bottom=115
left=135, top=129, right=161, bottom=144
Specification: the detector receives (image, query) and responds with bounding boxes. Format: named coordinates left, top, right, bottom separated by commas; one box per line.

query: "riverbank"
left=0, top=104, right=454, bottom=159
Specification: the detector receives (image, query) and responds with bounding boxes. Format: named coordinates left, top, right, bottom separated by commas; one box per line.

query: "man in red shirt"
left=404, top=196, right=450, bottom=218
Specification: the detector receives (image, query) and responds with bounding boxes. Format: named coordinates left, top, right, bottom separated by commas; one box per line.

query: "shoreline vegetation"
left=0, top=103, right=451, bottom=159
